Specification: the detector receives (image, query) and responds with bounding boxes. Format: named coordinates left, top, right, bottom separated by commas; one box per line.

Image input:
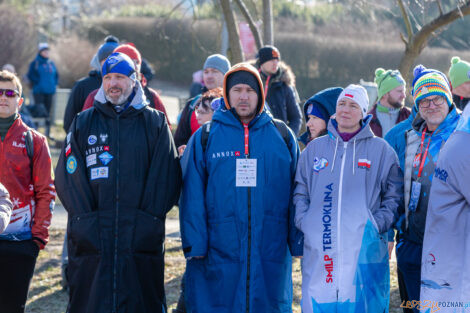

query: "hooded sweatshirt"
left=180, top=63, right=302, bottom=313
left=420, top=105, right=470, bottom=309
left=294, top=115, right=403, bottom=313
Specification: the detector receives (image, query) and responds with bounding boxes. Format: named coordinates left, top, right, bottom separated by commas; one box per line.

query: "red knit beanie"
left=114, top=44, right=142, bottom=66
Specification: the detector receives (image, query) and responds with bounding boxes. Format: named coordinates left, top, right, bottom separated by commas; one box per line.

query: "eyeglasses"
left=418, top=95, right=446, bottom=108
left=0, top=89, right=19, bottom=98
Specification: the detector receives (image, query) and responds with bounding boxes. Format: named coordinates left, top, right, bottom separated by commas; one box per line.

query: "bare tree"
left=398, top=0, right=470, bottom=83
left=234, top=0, right=263, bottom=49
left=262, top=0, right=273, bottom=45
left=219, top=0, right=244, bottom=63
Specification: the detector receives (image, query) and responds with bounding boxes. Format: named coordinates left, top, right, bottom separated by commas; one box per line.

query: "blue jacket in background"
left=180, top=64, right=302, bottom=312
left=384, top=105, right=418, bottom=170
left=27, top=54, right=58, bottom=95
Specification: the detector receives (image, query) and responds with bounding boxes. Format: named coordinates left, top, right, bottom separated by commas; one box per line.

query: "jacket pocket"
left=133, top=210, right=165, bottom=255
left=208, top=217, right=240, bottom=264
left=69, top=211, right=101, bottom=256
left=261, top=215, right=288, bottom=262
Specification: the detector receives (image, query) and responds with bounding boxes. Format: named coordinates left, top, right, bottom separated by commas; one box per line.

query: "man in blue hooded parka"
left=180, top=63, right=303, bottom=313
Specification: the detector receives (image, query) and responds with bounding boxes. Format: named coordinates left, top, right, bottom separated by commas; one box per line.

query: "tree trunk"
left=234, top=0, right=263, bottom=50
left=262, top=0, right=273, bottom=45
left=219, top=0, right=244, bottom=63
left=398, top=0, right=470, bottom=84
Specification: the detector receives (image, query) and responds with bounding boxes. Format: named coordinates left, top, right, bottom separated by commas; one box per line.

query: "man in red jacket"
left=0, top=70, right=55, bottom=312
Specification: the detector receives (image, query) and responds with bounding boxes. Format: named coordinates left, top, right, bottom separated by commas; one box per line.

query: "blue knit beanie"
left=102, top=52, right=136, bottom=81
left=97, top=36, right=120, bottom=63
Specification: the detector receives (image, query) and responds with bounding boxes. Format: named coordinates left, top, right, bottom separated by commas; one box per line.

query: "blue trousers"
left=396, top=238, right=423, bottom=313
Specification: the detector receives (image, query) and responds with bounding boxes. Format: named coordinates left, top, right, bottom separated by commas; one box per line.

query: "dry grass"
left=26, top=225, right=403, bottom=312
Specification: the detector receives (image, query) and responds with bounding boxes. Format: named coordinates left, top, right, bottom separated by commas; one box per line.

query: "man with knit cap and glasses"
left=55, top=52, right=181, bottom=313
left=394, top=65, right=460, bottom=312
left=369, top=68, right=411, bottom=138
left=449, top=56, right=470, bottom=111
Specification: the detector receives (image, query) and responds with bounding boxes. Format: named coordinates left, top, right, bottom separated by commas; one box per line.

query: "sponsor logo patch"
left=434, top=167, right=448, bottom=182
left=211, top=150, right=239, bottom=159
left=104, top=146, right=110, bottom=151
left=66, top=156, right=77, bottom=174
left=358, top=158, right=371, bottom=169
left=313, top=157, right=328, bottom=172
left=86, top=154, right=97, bottom=167
left=91, top=167, right=109, bottom=180
left=88, top=135, right=97, bottom=145
left=99, top=152, right=113, bottom=165
left=12, top=141, right=26, bottom=148
left=100, top=133, right=108, bottom=143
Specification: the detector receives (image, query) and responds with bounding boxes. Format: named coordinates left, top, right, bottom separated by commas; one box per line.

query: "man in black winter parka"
left=55, top=52, right=182, bottom=313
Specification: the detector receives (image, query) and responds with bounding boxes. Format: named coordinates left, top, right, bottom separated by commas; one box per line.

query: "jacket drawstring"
left=352, top=138, right=357, bottom=175
left=331, top=136, right=339, bottom=172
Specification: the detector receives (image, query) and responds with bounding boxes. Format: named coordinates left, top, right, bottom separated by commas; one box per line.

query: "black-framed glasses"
left=419, top=95, right=446, bottom=108
left=0, top=89, right=19, bottom=98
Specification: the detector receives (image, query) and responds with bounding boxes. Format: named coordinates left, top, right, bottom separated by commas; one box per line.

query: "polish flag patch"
left=358, top=158, right=371, bottom=169
left=65, top=144, right=71, bottom=157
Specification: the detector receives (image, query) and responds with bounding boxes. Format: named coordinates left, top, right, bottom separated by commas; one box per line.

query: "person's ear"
left=18, top=97, right=24, bottom=107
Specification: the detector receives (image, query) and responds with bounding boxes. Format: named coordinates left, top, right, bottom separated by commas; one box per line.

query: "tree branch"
left=436, top=0, right=444, bottom=16
left=397, top=0, right=413, bottom=43
left=219, top=0, right=244, bottom=63
left=233, top=0, right=263, bottom=49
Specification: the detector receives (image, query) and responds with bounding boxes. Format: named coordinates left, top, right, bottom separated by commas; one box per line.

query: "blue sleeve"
left=27, top=60, right=39, bottom=84
left=179, top=130, right=209, bottom=258
left=285, top=86, right=302, bottom=136
left=287, top=129, right=303, bottom=256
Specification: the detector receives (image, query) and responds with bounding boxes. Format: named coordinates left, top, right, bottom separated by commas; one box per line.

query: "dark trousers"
left=33, top=93, right=54, bottom=137
left=0, top=240, right=39, bottom=313
left=396, top=238, right=422, bottom=313
left=174, top=272, right=186, bottom=313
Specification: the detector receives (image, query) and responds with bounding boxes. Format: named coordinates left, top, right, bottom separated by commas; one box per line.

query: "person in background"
left=174, top=54, right=230, bottom=149
left=369, top=68, right=410, bottom=138
left=449, top=56, right=470, bottom=111
left=26, top=42, right=59, bottom=138
left=63, top=35, right=119, bottom=132
left=298, top=87, right=343, bottom=146
left=256, top=45, right=302, bottom=136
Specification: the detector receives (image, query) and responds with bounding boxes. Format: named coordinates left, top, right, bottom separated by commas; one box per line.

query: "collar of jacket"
left=94, top=80, right=149, bottom=118
left=411, top=105, right=460, bottom=140
left=327, top=114, right=374, bottom=142
left=212, top=105, right=272, bottom=131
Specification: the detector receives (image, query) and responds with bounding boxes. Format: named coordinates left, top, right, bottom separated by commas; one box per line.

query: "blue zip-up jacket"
left=384, top=105, right=418, bottom=170
left=26, top=54, right=58, bottom=94
left=180, top=63, right=303, bottom=313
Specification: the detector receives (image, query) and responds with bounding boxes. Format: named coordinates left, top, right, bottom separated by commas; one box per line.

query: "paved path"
left=51, top=204, right=181, bottom=238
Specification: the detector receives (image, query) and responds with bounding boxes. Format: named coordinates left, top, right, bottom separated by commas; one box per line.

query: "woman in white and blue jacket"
left=294, top=84, right=403, bottom=313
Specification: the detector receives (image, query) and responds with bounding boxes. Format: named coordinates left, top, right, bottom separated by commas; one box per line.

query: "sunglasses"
left=0, top=89, right=19, bottom=98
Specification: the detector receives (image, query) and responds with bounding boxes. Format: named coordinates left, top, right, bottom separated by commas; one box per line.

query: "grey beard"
left=105, top=93, right=128, bottom=106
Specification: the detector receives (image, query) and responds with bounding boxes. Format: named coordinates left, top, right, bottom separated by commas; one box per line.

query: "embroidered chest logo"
left=358, top=158, right=371, bottom=169
left=211, top=151, right=241, bottom=159
left=313, top=157, right=328, bottom=172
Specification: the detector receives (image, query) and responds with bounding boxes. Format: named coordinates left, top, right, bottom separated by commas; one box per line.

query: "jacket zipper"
left=336, top=141, right=348, bottom=301
left=113, top=115, right=120, bottom=313
left=246, top=185, right=251, bottom=313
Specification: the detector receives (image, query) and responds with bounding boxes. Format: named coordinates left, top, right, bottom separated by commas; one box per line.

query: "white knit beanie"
left=337, top=84, right=369, bottom=117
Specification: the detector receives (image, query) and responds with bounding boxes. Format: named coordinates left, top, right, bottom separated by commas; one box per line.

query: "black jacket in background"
left=55, top=92, right=182, bottom=313
left=260, top=63, right=302, bottom=136
left=63, top=70, right=101, bottom=132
